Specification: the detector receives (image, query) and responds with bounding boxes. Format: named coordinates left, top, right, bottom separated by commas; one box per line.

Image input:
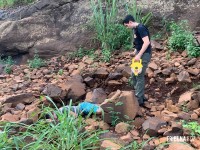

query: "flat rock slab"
left=2, top=93, right=35, bottom=107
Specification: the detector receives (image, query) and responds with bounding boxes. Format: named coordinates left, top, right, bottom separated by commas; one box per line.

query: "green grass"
left=182, top=120, right=200, bottom=136
left=121, top=137, right=155, bottom=150
left=0, top=98, right=106, bottom=149
left=58, top=69, right=64, bottom=76
left=192, top=83, right=200, bottom=90
left=0, top=0, right=35, bottom=8
left=168, top=20, right=200, bottom=57
left=90, top=0, right=134, bottom=62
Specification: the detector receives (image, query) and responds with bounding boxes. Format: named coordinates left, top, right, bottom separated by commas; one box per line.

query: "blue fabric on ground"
left=59, top=106, right=80, bottom=114
left=79, top=102, right=100, bottom=115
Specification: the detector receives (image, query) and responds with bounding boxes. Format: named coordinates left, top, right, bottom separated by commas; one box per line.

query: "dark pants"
left=132, top=52, right=151, bottom=104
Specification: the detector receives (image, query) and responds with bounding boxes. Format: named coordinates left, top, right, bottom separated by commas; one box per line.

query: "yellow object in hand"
left=130, top=59, right=143, bottom=76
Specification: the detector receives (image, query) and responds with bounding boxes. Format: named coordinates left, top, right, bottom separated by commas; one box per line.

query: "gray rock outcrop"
left=0, top=0, right=94, bottom=61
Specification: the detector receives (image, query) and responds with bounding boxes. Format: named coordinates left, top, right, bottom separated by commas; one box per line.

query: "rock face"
left=0, top=0, right=199, bottom=60
left=0, top=0, right=94, bottom=60
left=139, top=0, right=200, bottom=31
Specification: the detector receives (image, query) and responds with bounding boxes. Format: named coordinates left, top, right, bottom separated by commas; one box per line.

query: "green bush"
left=58, top=69, right=63, bottom=75
left=90, top=0, right=133, bottom=61
left=0, top=56, right=14, bottom=74
left=182, top=121, right=200, bottom=136
left=0, top=0, right=35, bottom=8
left=186, top=40, right=200, bottom=58
left=101, top=49, right=111, bottom=62
left=28, top=54, right=46, bottom=69
left=168, top=20, right=200, bottom=57
left=104, top=24, right=132, bottom=51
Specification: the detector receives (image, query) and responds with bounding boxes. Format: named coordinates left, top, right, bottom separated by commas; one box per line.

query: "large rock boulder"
left=142, top=117, right=167, bottom=137
left=42, top=84, right=68, bottom=102
left=90, top=88, right=107, bottom=104
left=102, top=91, right=139, bottom=124
left=0, top=0, right=94, bottom=61
left=1, top=93, right=35, bottom=107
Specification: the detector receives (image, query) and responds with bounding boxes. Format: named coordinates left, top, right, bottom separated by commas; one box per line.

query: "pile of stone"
left=0, top=42, right=200, bottom=149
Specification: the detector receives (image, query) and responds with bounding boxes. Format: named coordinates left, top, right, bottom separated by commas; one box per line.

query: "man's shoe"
left=138, top=101, right=144, bottom=106
left=139, top=97, right=148, bottom=107
left=135, top=95, right=147, bottom=106
left=139, top=103, right=144, bottom=107
left=143, top=97, right=148, bottom=102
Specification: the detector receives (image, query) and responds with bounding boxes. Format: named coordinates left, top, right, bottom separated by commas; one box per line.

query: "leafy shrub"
left=186, top=40, right=200, bottom=57
left=58, top=69, right=63, bottom=75
left=28, top=54, right=46, bottom=69
left=182, top=121, right=200, bottom=136
left=101, top=49, right=111, bottom=62
left=168, top=20, right=200, bottom=57
left=105, top=24, right=132, bottom=50
left=0, top=56, right=14, bottom=74
left=168, top=21, right=190, bottom=50
left=4, top=66, right=12, bottom=74
left=90, top=0, right=133, bottom=61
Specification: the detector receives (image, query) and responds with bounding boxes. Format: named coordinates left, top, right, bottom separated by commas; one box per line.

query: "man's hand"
left=134, top=36, right=150, bottom=61
left=134, top=53, right=142, bottom=61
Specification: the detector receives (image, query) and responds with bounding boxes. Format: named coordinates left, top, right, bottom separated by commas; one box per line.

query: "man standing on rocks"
left=123, top=15, right=151, bottom=106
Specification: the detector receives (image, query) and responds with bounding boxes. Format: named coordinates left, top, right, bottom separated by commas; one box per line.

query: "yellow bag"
left=130, top=59, right=143, bottom=76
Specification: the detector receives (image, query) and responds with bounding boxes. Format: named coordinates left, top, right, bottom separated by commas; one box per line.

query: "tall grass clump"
left=0, top=123, right=15, bottom=150
left=0, top=0, right=35, bottom=8
left=90, top=0, right=132, bottom=62
left=90, top=0, right=152, bottom=62
left=125, top=0, right=152, bottom=26
left=0, top=98, right=106, bottom=150
left=168, top=20, right=200, bottom=57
